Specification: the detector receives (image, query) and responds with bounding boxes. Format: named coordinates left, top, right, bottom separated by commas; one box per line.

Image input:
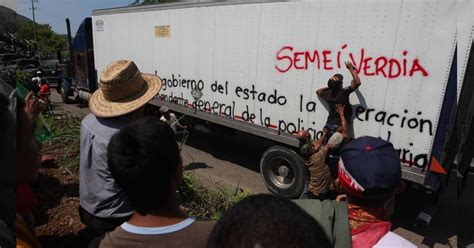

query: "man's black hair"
left=328, top=80, right=343, bottom=92
left=107, top=117, right=180, bottom=215
left=327, top=73, right=344, bottom=93
left=207, top=194, right=331, bottom=248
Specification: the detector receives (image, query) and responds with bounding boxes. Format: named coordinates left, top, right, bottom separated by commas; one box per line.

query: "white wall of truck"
left=92, top=0, right=457, bottom=188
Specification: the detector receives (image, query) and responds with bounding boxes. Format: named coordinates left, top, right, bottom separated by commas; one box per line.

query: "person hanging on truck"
left=335, top=136, right=415, bottom=248
left=316, top=61, right=361, bottom=137
left=100, top=117, right=215, bottom=248
left=296, top=129, right=343, bottom=200
left=327, top=104, right=351, bottom=179
left=79, top=60, right=162, bottom=243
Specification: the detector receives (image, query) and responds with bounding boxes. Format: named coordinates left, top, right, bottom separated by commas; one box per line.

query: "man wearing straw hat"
left=78, top=60, right=162, bottom=241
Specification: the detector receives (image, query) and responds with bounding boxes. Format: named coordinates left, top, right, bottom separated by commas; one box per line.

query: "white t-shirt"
left=374, top=231, right=416, bottom=248
left=160, top=113, right=179, bottom=132
left=32, top=76, right=41, bottom=86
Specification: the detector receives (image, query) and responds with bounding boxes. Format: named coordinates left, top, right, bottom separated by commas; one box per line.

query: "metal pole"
left=31, top=0, right=37, bottom=53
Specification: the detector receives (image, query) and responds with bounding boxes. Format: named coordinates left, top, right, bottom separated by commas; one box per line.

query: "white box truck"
left=61, top=1, right=473, bottom=210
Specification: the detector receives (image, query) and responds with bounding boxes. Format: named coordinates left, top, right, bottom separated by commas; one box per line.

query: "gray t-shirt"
left=79, top=113, right=133, bottom=218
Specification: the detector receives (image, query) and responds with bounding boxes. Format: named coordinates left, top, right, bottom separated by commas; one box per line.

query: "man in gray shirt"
left=79, top=60, right=162, bottom=238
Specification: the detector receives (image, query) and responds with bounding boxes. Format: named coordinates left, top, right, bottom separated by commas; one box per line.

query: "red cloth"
left=39, top=84, right=50, bottom=95
left=348, top=203, right=391, bottom=248
left=16, top=184, right=38, bottom=218
left=38, top=84, right=51, bottom=102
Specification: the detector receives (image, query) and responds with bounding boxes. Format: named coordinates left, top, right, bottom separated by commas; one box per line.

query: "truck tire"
left=260, top=145, right=307, bottom=198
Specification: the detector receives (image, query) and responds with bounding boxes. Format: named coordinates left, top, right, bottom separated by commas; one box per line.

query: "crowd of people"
left=0, top=59, right=417, bottom=248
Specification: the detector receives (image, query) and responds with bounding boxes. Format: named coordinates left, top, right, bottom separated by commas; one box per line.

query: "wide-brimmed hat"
left=89, top=60, right=162, bottom=117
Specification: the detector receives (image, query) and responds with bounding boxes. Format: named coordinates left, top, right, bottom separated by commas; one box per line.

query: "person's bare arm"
left=319, top=145, right=329, bottom=158
left=345, top=61, right=361, bottom=91
left=312, top=128, right=328, bottom=152
left=335, top=104, right=349, bottom=138
left=316, top=87, right=329, bottom=96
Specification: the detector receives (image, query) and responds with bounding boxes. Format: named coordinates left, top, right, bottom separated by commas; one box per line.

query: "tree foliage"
left=16, top=20, right=67, bottom=59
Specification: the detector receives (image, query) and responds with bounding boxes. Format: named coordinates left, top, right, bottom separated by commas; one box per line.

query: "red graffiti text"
left=275, top=44, right=429, bottom=79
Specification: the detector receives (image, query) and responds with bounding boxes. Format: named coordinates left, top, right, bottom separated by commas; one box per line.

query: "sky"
left=16, top=0, right=132, bottom=34
left=0, top=0, right=15, bottom=11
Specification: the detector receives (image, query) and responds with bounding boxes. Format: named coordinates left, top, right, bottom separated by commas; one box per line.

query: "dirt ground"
left=32, top=167, right=86, bottom=248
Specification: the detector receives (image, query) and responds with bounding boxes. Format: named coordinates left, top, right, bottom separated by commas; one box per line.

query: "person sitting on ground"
left=207, top=194, right=331, bottom=248
left=159, top=106, right=187, bottom=133
left=296, top=129, right=343, bottom=200
left=100, top=117, right=214, bottom=248
left=79, top=60, right=162, bottom=241
left=336, top=136, right=415, bottom=248
left=316, top=61, right=361, bottom=135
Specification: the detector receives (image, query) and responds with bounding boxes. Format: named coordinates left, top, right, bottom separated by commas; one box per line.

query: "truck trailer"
left=60, top=1, right=473, bottom=221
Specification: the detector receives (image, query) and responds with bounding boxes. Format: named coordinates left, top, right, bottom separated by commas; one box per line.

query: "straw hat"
left=89, top=60, right=162, bottom=117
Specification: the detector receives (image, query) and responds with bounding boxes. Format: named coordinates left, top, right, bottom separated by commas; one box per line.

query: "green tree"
left=16, top=20, right=67, bottom=58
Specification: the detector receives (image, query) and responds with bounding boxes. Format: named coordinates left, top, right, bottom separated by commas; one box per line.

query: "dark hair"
left=207, top=194, right=331, bottom=248
left=327, top=80, right=343, bottom=92
left=107, top=117, right=180, bottom=215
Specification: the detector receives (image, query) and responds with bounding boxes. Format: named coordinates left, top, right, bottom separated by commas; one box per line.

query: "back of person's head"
left=207, top=194, right=331, bottom=248
left=107, top=117, right=181, bottom=215
left=338, top=136, right=401, bottom=204
left=296, top=131, right=312, bottom=159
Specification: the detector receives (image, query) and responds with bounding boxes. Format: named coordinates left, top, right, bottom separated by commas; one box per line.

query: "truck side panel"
left=92, top=1, right=456, bottom=185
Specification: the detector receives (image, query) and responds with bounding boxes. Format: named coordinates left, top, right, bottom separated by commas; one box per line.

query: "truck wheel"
left=260, top=146, right=307, bottom=198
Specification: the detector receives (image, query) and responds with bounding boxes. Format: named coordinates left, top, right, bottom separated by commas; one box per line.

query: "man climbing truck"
left=64, top=0, right=472, bottom=225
